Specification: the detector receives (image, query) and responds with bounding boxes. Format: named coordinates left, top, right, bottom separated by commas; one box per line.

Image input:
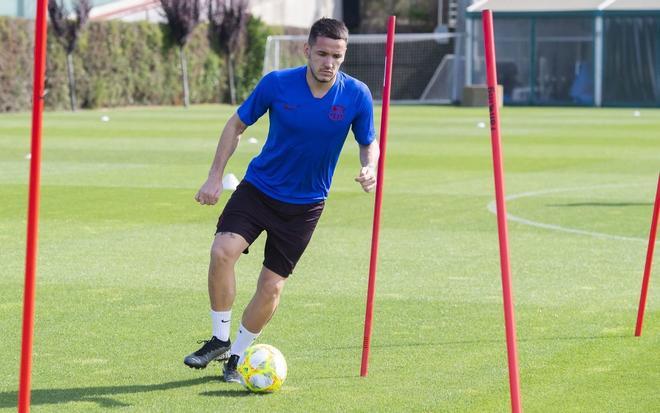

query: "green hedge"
left=0, top=16, right=271, bottom=112
left=0, top=17, right=34, bottom=112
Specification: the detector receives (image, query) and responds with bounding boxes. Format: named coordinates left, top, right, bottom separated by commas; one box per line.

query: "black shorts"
left=215, top=180, right=325, bottom=277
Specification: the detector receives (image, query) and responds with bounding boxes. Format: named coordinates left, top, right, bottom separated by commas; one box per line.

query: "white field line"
left=486, top=183, right=657, bottom=243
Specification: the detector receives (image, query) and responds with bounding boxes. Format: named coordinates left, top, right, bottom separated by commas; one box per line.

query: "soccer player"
left=184, top=17, right=379, bottom=383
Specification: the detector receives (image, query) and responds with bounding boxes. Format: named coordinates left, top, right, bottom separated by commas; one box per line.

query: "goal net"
left=263, top=32, right=462, bottom=103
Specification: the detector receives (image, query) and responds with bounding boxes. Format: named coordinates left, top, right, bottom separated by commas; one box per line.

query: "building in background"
left=0, top=0, right=35, bottom=18
left=0, top=0, right=342, bottom=27
left=89, top=0, right=162, bottom=22
left=90, top=0, right=342, bottom=26
left=1, top=1, right=455, bottom=30
left=465, top=0, right=660, bottom=107
left=250, top=0, right=341, bottom=29
left=0, top=0, right=117, bottom=19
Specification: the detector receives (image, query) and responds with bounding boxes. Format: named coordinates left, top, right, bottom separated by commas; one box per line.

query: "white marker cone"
left=222, top=173, right=239, bottom=191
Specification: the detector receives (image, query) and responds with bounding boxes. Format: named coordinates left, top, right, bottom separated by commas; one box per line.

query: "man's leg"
left=223, top=266, right=286, bottom=382
left=242, top=266, right=287, bottom=331
left=208, top=232, right=249, bottom=311
left=222, top=191, right=322, bottom=382
left=184, top=232, right=249, bottom=369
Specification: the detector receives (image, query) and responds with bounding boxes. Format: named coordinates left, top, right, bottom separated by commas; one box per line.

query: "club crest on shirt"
left=282, top=102, right=298, bottom=111
left=329, top=105, right=345, bottom=121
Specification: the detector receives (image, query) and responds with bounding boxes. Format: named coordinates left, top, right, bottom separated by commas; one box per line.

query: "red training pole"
left=482, top=10, right=523, bottom=413
left=635, top=173, right=660, bottom=336
left=19, top=0, right=49, bottom=412
left=361, top=15, right=395, bottom=377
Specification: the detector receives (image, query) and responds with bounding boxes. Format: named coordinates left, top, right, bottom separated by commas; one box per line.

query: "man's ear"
left=303, top=43, right=310, bottom=59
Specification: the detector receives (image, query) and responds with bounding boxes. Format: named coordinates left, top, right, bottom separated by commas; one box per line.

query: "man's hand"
left=355, top=166, right=377, bottom=192
left=195, top=178, right=223, bottom=205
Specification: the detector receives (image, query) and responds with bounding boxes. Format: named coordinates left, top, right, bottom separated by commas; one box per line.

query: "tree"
left=208, top=0, right=249, bottom=105
left=160, top=0, right=201, bottom=108
left=48, top=0, right=91, bottom=112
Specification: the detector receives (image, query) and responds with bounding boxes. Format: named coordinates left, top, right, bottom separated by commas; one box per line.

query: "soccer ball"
left=238, top=344, right=287, bottom=393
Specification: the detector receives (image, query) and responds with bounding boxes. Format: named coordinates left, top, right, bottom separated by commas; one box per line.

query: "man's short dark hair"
left=308, top=18, right=348, bottom=45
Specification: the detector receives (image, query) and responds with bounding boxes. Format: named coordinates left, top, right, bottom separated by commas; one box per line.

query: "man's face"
left=304, top=36, right=347, bottom=83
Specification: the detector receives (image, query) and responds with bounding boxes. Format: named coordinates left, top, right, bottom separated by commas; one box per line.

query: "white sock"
left=230, top=323, right=260, bottom=358
left=211, top=309, right=232, bottom=342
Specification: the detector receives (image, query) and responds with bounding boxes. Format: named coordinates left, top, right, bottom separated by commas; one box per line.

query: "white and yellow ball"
left=238, top=344, right=287, bottom=393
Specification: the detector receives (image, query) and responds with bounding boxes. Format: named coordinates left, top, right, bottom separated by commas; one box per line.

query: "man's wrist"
left=208, top=170, right=223, bottom=181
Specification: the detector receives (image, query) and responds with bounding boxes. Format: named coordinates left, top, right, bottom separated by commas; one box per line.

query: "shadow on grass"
left=0, top=376, right=227, bottom=409
left=547, top=202, right=652, bottom=207
left=200, top=389, right=260, bottom=397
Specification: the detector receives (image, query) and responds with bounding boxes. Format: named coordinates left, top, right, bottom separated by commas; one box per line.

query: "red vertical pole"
left=361, top=15, right=396, bottom=377
left=19, top=0, right=49, bottom=412
left=635, top=173, right=660, bottom=336
left=482, top=10, right=523, bottom=413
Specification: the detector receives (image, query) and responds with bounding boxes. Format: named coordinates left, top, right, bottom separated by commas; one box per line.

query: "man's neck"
left=306, top=67, right=336, bottom=98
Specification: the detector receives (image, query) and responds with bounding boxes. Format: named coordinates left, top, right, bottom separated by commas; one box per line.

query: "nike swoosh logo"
left=220, top=320, right=230, bottom=323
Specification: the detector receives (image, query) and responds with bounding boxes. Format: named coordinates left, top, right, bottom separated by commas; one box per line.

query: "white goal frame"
left=263, top=32, right=463, bottom=104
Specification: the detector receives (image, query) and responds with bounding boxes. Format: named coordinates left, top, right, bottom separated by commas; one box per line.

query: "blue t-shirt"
left=237, top=66, right=376, bottom=204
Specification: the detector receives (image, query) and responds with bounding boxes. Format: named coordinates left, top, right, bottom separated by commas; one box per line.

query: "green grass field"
left=1, top=105, right=659, bottom=412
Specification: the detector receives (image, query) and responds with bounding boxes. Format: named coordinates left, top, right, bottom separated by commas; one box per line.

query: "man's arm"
left=195, top=113, right=247, bottom=205
left=354, top=140, right=380, bottom=193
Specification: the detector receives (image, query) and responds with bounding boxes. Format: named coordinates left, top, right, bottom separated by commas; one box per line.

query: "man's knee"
left=257, top=277, right=285, bottom=301
left=210, top=242, right=240, bottom=266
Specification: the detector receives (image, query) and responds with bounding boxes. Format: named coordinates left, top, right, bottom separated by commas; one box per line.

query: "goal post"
left=264, top=32, right=463, bottom=103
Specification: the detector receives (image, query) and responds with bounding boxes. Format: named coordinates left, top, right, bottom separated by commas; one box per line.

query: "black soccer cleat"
left=184, top=337, right=231, bottom=369
left=223, top=354, right=242, bottom=383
